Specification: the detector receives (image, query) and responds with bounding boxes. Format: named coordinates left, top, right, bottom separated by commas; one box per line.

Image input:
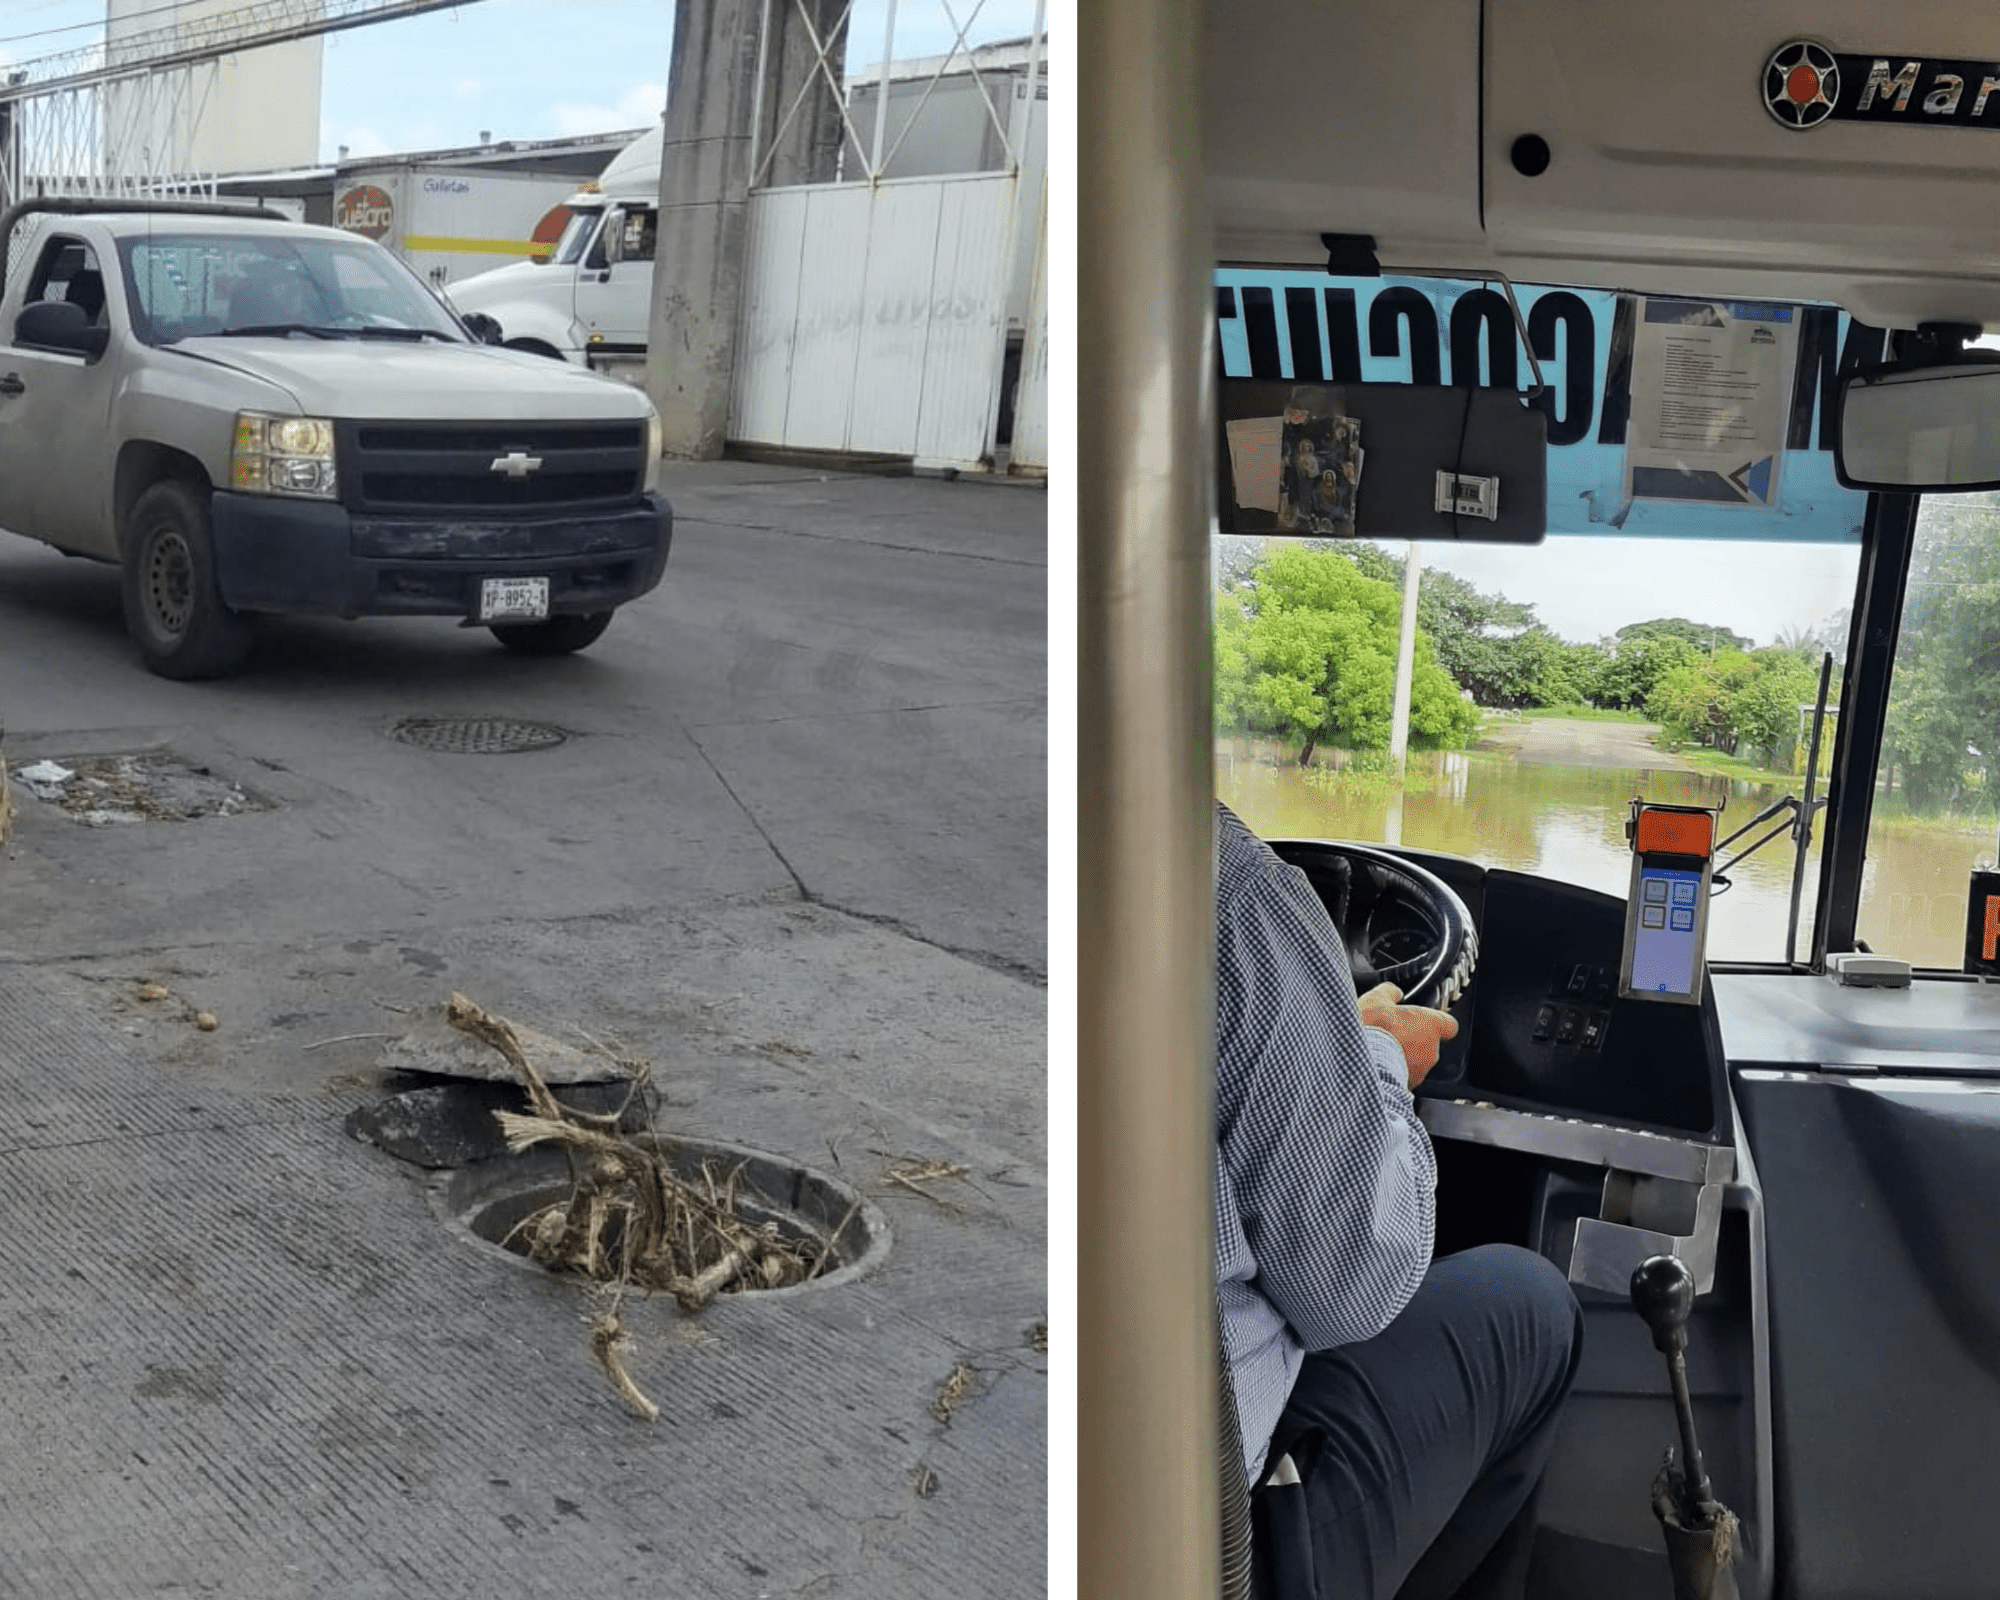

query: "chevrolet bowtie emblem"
left=490, top=450, right=543, bottom=478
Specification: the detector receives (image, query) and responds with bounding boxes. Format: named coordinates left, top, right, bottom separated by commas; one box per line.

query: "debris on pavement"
left=13, top=759, right=73, bottom=802
left=439, top=993, right=840, bottom=1419
left=193, top=1011, right=219, bottom=1032
left=932, top=1364, right=975, bottom=1426
left=346, top=1078, right=642, bottom=1169
left=1030, top=1320, right=1048, bottom=1354
left=377, top=1001, right=627, bottom=1086
left=136, top=982, right=170, bottom=1002
left=883, top=1159, right=971, bottom=1202
left=12, top=753, right=265, bottom=826
left=587, top=1309, right=659, bottom=1422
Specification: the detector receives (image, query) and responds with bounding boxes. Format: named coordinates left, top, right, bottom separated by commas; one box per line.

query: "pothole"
left=433, top=1137, right=892, bottom=1298
left=390, top=716, right=569, bottom=754
left=8, top=752, right=274, bottom=825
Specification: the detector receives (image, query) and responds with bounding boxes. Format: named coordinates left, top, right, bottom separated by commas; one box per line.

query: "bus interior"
left=1081, top=5, right=2000, bottom=1599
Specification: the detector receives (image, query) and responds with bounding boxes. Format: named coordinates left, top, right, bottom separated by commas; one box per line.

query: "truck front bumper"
left=208, top=492, right=673, bottom=620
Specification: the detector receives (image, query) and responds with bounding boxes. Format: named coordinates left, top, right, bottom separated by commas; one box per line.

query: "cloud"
left=548, top=81, right=665, bottom=138
left=452, top=77, right=481, bottom=98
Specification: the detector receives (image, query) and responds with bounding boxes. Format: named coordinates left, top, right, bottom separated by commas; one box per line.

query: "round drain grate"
left=390, top=716, right=569, bottom=755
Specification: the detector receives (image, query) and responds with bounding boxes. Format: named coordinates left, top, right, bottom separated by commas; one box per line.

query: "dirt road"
left=1477, top=714, right=1694, bottom=770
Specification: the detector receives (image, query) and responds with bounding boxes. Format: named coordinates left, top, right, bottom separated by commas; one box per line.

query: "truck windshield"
left=119, top=233, right=466, bottom=345
left=549, top=205, right=603, bottom=267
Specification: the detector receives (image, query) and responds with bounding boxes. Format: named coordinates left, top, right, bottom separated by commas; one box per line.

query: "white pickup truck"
left=0, top=199, right=673, bottom=678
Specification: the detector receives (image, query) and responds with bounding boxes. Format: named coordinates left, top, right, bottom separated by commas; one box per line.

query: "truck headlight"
left=232, top=411, right=337, bottom=499
left=644, top=411, right=663, bottom=495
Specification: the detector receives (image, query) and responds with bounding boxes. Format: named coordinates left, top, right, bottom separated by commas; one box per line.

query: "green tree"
left=1596, top=634, right=1700, bottom=711
left=1615, top=617, right=1754, bottom=655
left=1212, top=545, right=1478, bottom=762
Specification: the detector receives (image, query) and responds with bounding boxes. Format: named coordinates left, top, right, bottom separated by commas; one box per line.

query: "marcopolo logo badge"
left=337, top=184, right=394, bottom=239
left=1765, top=40, right=1840, bottom=129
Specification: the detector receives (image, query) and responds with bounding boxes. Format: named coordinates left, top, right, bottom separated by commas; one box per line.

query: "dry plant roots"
left=446, top=993, right=842, bottom=1419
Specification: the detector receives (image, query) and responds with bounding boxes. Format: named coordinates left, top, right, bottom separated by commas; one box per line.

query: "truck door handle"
left=0, top=374, right=22, bottom=396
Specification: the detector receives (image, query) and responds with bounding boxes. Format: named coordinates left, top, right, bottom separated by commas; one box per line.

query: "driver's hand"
left=1358, top=983, right=1459, bottom=1089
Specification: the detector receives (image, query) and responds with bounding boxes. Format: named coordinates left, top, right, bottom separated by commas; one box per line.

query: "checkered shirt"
left=1214, top=802, right=1437, bottom=1487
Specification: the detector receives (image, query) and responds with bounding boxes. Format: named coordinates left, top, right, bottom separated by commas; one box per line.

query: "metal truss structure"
left=749, top=0, right=1048, bottom=190
left=0, top=0, right=484, bottom=209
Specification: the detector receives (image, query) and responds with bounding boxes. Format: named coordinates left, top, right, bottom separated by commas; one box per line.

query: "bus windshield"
left=1209, top=271, right=1915, bottom=967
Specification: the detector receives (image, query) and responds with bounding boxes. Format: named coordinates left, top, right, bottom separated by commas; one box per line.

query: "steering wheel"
left=1268, top=840, right=1478, bottom=1011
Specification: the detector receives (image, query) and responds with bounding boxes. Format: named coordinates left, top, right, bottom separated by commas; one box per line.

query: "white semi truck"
left=442, top=128, right=662, bottom=369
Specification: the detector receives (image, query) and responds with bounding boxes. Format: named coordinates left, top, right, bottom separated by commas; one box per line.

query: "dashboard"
left=1271, top=841, right=1730, bottom=1141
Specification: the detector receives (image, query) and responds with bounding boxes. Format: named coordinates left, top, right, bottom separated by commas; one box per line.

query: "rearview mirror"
left=1836, top=360, right=2000, bottom=491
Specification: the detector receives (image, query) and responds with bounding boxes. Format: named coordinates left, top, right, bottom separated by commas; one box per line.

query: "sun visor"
left=1217, top=382, right=1547, bottom=544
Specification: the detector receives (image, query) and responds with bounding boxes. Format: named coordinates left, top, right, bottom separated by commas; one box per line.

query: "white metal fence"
left=730, top=0, right=1047, bottom=469
left=732, top=172, right=1017, bottom=467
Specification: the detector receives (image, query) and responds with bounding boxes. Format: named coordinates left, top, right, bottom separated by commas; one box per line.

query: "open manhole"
left=433, top=1136, right=891, bottom=1299
left=390, top=716, right=569, bottom=755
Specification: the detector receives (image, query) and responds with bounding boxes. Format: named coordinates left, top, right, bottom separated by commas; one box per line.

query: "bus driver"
left=1215, top=800, right=1585, bottom=1600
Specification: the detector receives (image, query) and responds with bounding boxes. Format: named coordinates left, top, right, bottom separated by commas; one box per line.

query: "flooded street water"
left=1218, top=725, right=1998, bottom=971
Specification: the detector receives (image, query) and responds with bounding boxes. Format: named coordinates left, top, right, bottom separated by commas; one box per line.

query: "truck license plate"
left=479, top=577, right=550, bottom=622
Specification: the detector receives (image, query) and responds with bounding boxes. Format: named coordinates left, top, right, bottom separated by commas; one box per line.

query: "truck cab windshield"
left=119, top=233, right=466, bottom=345
left=548, top=205, right=603, bottom=267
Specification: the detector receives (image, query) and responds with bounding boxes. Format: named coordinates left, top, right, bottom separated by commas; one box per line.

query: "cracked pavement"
left=0, top=462, right=1046, bottom=1597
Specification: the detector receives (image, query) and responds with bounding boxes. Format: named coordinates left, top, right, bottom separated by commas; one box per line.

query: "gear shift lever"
left=1630, top=1254, right=1715, bottom=1515
left=1631, top=1254, right=1741, bottom=1600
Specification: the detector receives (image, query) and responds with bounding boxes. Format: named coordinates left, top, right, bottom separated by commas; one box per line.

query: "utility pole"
left=1388, top=540, right=1423, bottom=768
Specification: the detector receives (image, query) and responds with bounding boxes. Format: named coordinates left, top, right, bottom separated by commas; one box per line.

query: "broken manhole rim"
left=389, top=714, right=572, bottom=755
left=429, top=1132, right=893, bottom=1299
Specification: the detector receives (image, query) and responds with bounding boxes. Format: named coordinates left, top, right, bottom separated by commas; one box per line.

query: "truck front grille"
left=339, top=420, right=647, bottom=516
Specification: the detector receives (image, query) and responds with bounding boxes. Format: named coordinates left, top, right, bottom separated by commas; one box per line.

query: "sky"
left=1403, top=533, right=1863, bottom=651
left=0, top=0, right=1048, bottom=163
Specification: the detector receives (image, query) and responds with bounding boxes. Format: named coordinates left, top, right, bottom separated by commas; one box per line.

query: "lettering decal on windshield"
left=1765, top=40, right=2000, bottom=131
left=1216, top=271, right=1885, bottom=541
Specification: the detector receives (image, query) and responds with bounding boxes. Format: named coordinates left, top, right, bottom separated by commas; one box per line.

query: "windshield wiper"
left=347, top=326, right=456, bottom=342
left=217, top=323, right=347, bottom=339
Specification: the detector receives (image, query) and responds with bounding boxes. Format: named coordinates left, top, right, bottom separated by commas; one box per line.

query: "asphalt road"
left=0, top=462, right=1048, bottom=1598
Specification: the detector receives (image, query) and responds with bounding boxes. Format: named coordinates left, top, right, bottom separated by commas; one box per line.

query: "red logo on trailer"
left=1765, top=41, right=1840, bottom=128
left=336, top=185, right=394, bottom=239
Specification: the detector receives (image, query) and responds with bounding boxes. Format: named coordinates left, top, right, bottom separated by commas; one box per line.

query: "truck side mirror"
left=15, top=299, right=108, bottom=360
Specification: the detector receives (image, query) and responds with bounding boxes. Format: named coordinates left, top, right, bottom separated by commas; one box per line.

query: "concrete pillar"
left=647, top=0, right=847, bottom=459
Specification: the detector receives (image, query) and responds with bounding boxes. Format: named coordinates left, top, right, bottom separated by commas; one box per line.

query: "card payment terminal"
left=1618, top=800, right=1718, bottom=1005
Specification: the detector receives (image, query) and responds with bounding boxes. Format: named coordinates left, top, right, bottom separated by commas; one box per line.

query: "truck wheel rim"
left=144, top=530, right=194, bottom=638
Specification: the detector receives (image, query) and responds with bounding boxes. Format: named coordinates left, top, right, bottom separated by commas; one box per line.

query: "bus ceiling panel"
left=1202, top=0, right=1487, bottom=270
left=1204, top=0, right=2000, bottom=329
left=1485, top=0, right=2000, bottom=330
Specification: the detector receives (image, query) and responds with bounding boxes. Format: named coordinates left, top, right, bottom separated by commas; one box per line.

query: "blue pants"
left=1255, top=1244, right=1584, bottom=1600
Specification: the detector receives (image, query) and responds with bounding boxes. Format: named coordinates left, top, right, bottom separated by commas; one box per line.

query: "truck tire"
left=120, top=480, right=254, bottom=680
left=488, top=611, right=613, bottom=656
